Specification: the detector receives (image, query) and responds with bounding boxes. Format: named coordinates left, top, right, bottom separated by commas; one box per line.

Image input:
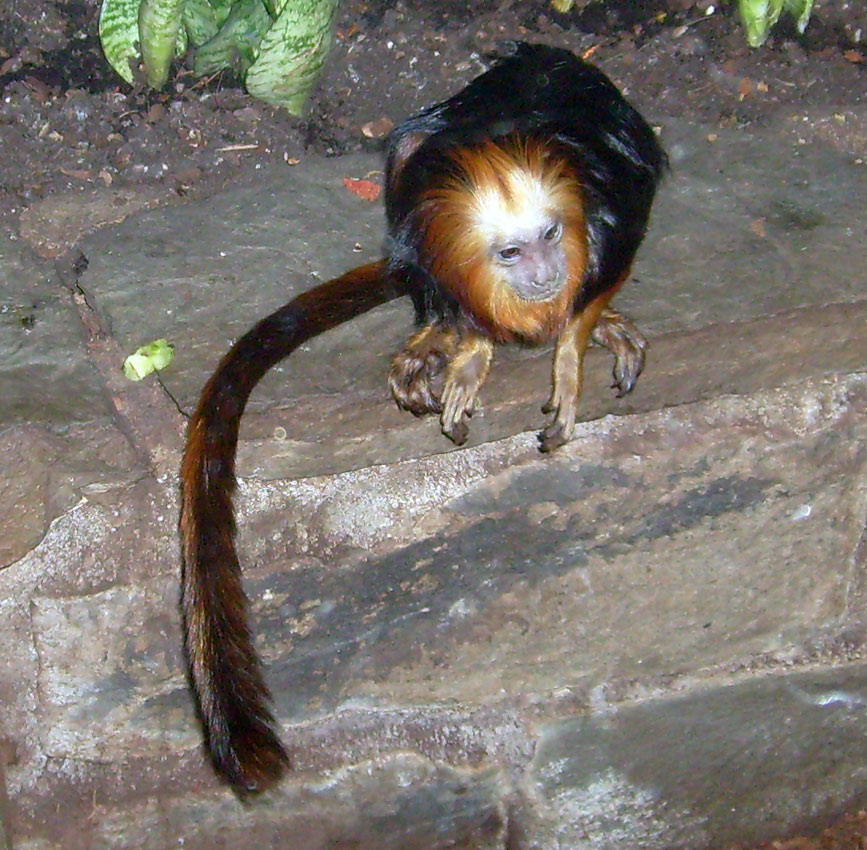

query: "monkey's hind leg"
left=540, top=289, right=618, bottom=452
left=440, top=332, right=494, bottom=445
left=389, top=323, right=459, bottom=416
left=592, top=307, right=648, bottom=397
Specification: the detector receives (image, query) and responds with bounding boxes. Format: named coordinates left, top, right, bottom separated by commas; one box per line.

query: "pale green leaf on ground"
left=193, top=0, right=273, bottom=76
left=99, top=0, right=142, bottom=84
left=245, top=0, right=339, bottom=114
left=123, top=339, right=175, bottom=381
left=138, top=0, right=187, bottom=87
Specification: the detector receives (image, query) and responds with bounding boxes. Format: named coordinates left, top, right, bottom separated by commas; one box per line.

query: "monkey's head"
left=418, top=138, right=588, bottom=343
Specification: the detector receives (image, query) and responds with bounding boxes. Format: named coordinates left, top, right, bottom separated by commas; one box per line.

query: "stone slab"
left=3, top=372, right=865, bottom=848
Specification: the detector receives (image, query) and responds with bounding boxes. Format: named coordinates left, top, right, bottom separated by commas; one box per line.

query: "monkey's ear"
left=386, top=130, right=430, bottom=196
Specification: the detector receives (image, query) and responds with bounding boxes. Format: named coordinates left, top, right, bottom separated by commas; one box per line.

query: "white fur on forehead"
left=469, top=169, right=557, bottom=244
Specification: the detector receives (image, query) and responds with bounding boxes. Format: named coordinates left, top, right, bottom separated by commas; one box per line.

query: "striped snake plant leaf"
left=739, top=0, right=813, bottom=45
left=100, top=0, right=339, bottom=109
left=739, top=0, right=784, bottom=46
left=99, top=0, right=142, bottom=84
left=183, top=0, right=221, bottom=47
left=193, top=0, right=273, bottom=76
left=783, top=0, right=814, bottom=33
left=245, top=0, right=339, bottom=114
left=138, top=0, right=187, bottom=87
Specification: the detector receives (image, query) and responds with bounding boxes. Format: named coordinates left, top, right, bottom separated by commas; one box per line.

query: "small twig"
left=216, top=143, right=261, bottom=152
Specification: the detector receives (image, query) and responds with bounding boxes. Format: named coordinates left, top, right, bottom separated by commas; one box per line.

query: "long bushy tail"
left=179, top=261, right=398, bottom=793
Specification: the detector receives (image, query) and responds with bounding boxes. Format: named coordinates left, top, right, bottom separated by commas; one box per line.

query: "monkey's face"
left=487, top=216, right=566, bottom=303
left=419, top=137, right=588, bottom=342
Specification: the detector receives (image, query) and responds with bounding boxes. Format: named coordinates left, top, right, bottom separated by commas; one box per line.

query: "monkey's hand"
left=389, top=323, right=458, bottom=416
left=592, top=307, right=647, bottom=397
left=440, top=334, right=494, bottom=445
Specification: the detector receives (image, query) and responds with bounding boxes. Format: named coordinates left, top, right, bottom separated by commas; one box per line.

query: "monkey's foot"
left=592, top=307, right=647, bottom=397
left=389, top=324, right=458, bottom=416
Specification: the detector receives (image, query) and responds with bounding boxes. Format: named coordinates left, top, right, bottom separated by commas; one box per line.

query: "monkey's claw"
left=443, top=418, right=470, bottom=445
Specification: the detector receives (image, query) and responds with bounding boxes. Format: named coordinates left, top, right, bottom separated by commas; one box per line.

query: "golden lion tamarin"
left=180, top=41, right=666, bottom=793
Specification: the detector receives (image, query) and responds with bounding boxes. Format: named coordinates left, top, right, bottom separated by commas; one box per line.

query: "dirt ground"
left=0, top=0, right=865, bottom=846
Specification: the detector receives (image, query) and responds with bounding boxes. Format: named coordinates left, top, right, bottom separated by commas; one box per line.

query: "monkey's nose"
left=532, top=272, right=560, bottom=291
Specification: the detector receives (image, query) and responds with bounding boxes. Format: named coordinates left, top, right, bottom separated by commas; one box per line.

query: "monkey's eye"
left=497, top=246, right=522, bottom=263
left=542, top=222, right=562, bottom=243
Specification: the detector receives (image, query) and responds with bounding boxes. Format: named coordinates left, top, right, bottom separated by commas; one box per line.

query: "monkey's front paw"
left=538, top=420, right=571, bottom=453
left=389, top=350, right=444, bottom=416
left=390, top=324, right=459, bottom=417
left=440, top=381, right=477, bottom=445
left=538, top=393, right=576, bottom=452
left=592, top=309, right=648, bottom=397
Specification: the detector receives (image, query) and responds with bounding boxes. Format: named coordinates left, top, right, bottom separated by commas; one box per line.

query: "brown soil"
left=0, top=0, right=865, bottom=846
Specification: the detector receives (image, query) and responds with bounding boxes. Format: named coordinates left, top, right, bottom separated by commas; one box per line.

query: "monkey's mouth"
left=515, top=280, right=563, bottom=302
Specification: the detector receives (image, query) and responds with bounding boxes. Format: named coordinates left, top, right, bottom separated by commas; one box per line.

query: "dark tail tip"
left=210, top=722, right=291, bottom=795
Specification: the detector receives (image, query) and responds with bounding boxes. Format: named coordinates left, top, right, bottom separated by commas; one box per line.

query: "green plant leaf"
left=783, top=0, right=813, bottom=33
left=183, top=0, right=220, bottom=47
left=739, top=0, right=784, bottom=46
left=193, top=0, right=273, bottom=76
left=176, top=19, right=189, bottom=55
left=245, top=0, right=339, bottom=114
left=138, top=0, right=187, bottom=87
left=208, top=0, right=235, bottom=27
left=99, top=0, right=142, bottom=84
